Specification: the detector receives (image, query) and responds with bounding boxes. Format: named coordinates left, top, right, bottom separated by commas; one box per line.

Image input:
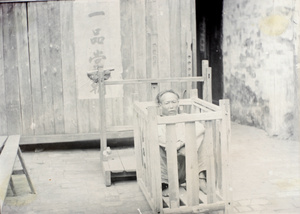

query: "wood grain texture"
left=185, top=122, right=199, bottom=206
left=3, top=4, right=22, bottom=134
left=15, top=3, right=33, bottom=135
left=28, top=2, right=44, bottom=135
left=132, top=0, right=147, bottom=101
left=48, top=1, right=64, bottom=134
left=166, top=124, right=180, bottom=208
left=169, top=0, right=182, bottom=94
left=37, top=2, right=55, bottom=134
left=157, top=0, right=171, bottom=91
left=0, top=6, right=8, bottom=135
left=60, top=0, right=78, bottom=134
left=120, top=0, right=134, bottom=126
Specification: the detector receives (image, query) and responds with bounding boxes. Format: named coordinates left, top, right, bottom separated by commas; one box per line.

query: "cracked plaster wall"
left=223, top=0, right=299, bottom=139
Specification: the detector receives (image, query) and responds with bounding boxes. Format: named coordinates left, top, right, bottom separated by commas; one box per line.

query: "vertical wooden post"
left=147, top=106, right=163, bottom=212
left=185, top=122, right=199, bottom=206
left=220, top=99, right=232, bottom=214
left=150, top=34, right=159, bottom=101
left=98, top=67, right=107, bottom=160
left=133, top=103, right=142, bottom=182
left=166, top=124, right=180, bottom=208
left=190, top=89, right=200, bottom=114
left=202, top=60, right=212, bottom=102
left=205, top=120, right=217, bottom=204
left=207, top=67, right=212, bottom=103
left=186, top=31, right=193, bottom=96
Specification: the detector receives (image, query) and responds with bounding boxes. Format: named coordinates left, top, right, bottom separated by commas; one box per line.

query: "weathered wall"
left=0, top=0, right=197, bottom=139
left=223, top=0, right=299, bottom=140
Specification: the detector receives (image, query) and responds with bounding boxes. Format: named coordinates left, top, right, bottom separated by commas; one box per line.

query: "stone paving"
left=2, top=122, right=300, bottom=214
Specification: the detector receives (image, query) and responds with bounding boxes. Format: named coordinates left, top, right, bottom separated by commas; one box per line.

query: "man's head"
left=156, top=90, right=180, bottom=116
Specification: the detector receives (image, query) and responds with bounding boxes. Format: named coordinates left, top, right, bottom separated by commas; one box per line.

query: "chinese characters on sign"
left=74, top=0, right=123, bottom=99
left=88, top=25, right=106, bottom=93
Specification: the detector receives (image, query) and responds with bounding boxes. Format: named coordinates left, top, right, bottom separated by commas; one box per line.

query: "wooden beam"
left=0, top=0, right=53, bottom=3
left=104, top=76, right=205, bottom=85
left=163, top=201, right=225, bottom=214
left=20, top=130, right=133, bottom=145
left=157, top=112, right=222, bottom=125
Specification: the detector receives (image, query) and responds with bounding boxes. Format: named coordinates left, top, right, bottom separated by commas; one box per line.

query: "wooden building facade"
left=0, top=0, right=197, bottom=143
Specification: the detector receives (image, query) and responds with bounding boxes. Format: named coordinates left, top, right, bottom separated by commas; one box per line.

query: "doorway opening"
left=196, top=0, right=223, bottom=104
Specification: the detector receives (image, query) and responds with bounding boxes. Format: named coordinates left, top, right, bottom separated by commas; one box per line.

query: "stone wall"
left=222, top=0, right=299, bottom=140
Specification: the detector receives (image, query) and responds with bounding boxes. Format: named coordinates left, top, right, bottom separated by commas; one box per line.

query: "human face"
left=160, top=92, right=179, bottom=116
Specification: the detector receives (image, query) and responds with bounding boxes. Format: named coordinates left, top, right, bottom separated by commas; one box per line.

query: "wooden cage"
left=99, top=61, right=212, bottom=186
left=133, top=90, right=232, bottom=214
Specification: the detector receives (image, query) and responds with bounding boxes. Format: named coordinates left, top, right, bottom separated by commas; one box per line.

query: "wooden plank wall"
left=0, top=0, right=196, bottom=140
left=121, top=0, right=197, bottom=125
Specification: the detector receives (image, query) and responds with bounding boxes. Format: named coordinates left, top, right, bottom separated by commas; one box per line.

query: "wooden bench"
left=0, top=135, right=35, bottom=213
left=133, top=90, right=232, bottom=214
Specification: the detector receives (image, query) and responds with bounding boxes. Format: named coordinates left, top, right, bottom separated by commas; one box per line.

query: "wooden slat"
left=220, top=100, right=232, bottom=213
left=180, top=0, right=191, bottom=95
left=0, top=135, right=20, bottom=211
left=169, top=0, right=181, bottom=94
left=192, top=98, right=221, bottom=111
left=117, top=148, right=136, bottom=172
left=205, top=121, right=217, bottom=203
left=147, top=106, right=162, bottom=212
left=15, top=3, right=33, bottom=135
left=28, top=2, right=44, bottom=135
left=89, top=99, right=100, bottom=132
left=120, top=0, right=134, bottom=126
left=77, top=99, right=90, bottom=133
left=3, top=4, right=22, bottom=134
left=166, top=124, right=180, bottom=208
left=190, top=0, right=197, bottom=80
left=0, top=6, right=7, bottom=135
left=149, top=34, right=159, bottom=100
left=192, top=102, right=213, bottom=113
left=132, top=0, right=147, bottom=101
left=133, top=111, right=143, bottom=180
left=105, top=99, right=113, bottom=127
left=113, top=97, right=124, bottom=126
left=207, top=67, right=212, bottom=102
left=215, top=120, right=222, bottom=191
left=37, top=2, right=55, bottom=134
left=48, top=1, right=64, bottom=134
left=60, top=0, right=78, bottom=134
left=20, top=131, right=133, bottom=145
left=157, top=112, right=222, bottom=125
left=202, top=60, right=212, bottom=102
left=185, top=122, right=199, bottom=206
left=99, top=70, right=107, bottom=152
left=145, top=0, right=158, bottom=102
left=0, top=0, right=48, bottom=3
left=156, top=0, right=171, bottom=91
left=163, top=201, right=225, bottom=214
left=105, top=76, right=205, bottom=85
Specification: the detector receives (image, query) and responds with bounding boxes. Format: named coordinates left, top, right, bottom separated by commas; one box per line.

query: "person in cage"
left=156, top=89, right=208, bottom=195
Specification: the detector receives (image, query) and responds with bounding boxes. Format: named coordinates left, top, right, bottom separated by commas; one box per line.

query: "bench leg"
left=17, top=148, right=36, bottom=194
left=9, top=177, right=17, bottom=196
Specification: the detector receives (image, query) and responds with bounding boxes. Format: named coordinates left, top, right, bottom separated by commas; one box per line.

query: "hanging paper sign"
left=74, top=0, right=123, bottom=99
